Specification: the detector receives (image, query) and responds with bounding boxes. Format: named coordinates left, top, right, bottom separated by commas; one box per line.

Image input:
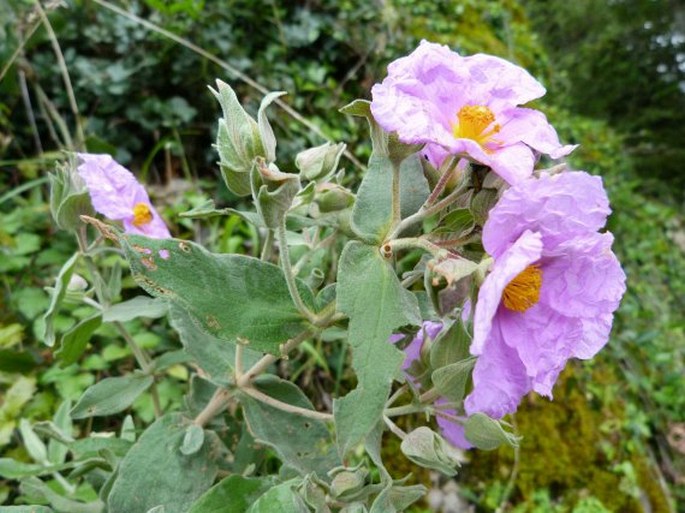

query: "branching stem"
left=240, top=386, right=333, bottom=422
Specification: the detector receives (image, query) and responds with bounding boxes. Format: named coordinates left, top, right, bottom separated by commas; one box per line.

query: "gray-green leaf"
left=108, top=413, right=221, bottom=513
left=464, top=413, right=520, bottom=450
left=71, top=372, right=153, bottom=419
left=240, top=376, right=339, bottom=478
left=334, top=242, right=420, bottom=456
left=117, top=233, right=315, bottom=355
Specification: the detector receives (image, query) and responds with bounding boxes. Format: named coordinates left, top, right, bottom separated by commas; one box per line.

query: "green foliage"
left=334, top=241, right=420, bottom=457
left=118, top=232, right=315, bottom=355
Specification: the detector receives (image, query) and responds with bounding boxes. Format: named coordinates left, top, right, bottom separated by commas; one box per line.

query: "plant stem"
left=382, top=237, right=448, bottom=259
left=194, top=388, right=234, bottom=427
left=386, top=177, right=468, bottom=240
left=390, top=162, right=402, bottom=232
left=260, top=229, right=274, bottom=261
left=384, top=403, right=426, bottom=418
left=383, top=415, right=407, bottom=440
left=235, top=331, right=311, bottom=388
left=277, top=220, right=316, bottom=323
left=425, top=156, right=458, bottom=207
left=235, top=344, right=244, bottom=379
left=33, top=0, right=85, bottom=150
left=240, top=386, right=333, bottom=422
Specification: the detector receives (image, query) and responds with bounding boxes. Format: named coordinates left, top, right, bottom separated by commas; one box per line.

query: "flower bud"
left=295, top=142, right=346, bottom=181
left=314, top=183, right=355, bottom=213
left=49, top=157, right=93, bottom=231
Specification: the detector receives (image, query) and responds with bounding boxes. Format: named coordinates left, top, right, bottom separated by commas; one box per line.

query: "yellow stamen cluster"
left=502, top=265, right=542, bottom=313
left=132, top=202, right=153, bottom=227
left=453, top=104, right=501, bottom=146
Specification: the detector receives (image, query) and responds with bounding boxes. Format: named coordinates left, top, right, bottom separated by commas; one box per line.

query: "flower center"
left=132, top=202, right=153, bottom=227
left=502, top=265, right=542, bottom=313
left=453, top=104, right=501, bottom=145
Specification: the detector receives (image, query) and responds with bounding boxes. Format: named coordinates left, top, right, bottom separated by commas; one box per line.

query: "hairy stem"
left=240, top=386, right=333, bottom=422
left=194, top=388, right=234, bottom=427
left=391, top=162, right=402, bottom=232
left=277, top=220, right=316, bottom=323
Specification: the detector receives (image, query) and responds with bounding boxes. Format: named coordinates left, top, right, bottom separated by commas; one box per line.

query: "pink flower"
left=370, top=41, right=576, bottom=184
left=466, top=171, right=626, bottom=419
left=77, top=153, right=170, bottom=239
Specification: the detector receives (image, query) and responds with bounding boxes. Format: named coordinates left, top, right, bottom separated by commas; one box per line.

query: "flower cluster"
left=379, top=43, right=626, bottom=449
left=371, top=41, right=576, bottom=184
left=76, top=153, right=170, bottom=239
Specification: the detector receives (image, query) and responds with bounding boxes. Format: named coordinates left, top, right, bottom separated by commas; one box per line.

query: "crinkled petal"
left=482, top=142, right=536, bottom=185
left=483, top=171, right=611, bottom=258
left=77, top=153, right=141, bottom=220
left=77, top=153, right=171, bottom=239
left=472, top=230, right=543, bottom=355
left=497, top=303, right=582, bottom=397
left=463, top=54, right=546, bottom=108
left=498, top=108, right=577, bottom=158
left=541, top=233, right=626, bottom=318
left=435, top=400, right=473, bottom=450
left=465, top=321, right=531, bottom=419
left=371, top=41, right=467, bottom=146
left=577, top=313, right=615, bottom=360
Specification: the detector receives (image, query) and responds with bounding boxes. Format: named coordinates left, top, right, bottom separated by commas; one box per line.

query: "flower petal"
left=472, top=230, right=543, bottom=355
left=463, top=54, right=546, bottom=107
left=77, top=153, right=142, bottom=220
left=497, top=303, right=582, bottom=397
left=465, top=322, right=531, bottom=419
left=498, top=108, right=577, bottom=158
left=541, top=233, right=626, bottom=318
left=483, top=171, right=611, bottom=258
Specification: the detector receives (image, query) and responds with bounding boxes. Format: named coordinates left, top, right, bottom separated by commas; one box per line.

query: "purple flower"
left=77, top=153, right=171, bottom=239
left=390, top=321, right=442, bottom=372
left=466, top=171, right=626, bottom=419
left=391, top=322, right=475, bottom=449
left=370, top=41, right=575, bottom=184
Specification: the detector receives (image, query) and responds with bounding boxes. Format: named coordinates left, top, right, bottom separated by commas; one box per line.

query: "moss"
left=459, top=363, right=670, bottom=512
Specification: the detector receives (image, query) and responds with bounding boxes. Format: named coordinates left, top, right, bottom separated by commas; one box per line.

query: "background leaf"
left=107, top=413, right=221, bottom=513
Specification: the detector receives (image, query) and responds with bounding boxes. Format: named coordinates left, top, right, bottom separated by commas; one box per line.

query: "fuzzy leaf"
left=188, top=475, right=275, bottom=513
left=71, top=372, right=153, bottom=419
left=117, top=233, right=315, bottom=355
left=334, top=242, right=420, bottom=456
left=108, top=413, right=221, bottom=513
left=240, top=376, right=339, bottom=478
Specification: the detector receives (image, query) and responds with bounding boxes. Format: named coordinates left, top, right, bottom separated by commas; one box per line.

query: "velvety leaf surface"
left=168, top=304, right=260, bottom=386
left=70, top=373, right=153, bottom=419
left=107, top=413, right=221, bottom=513
left=240, top=376, right=339, bottom=478
left=351, top=154, right=428, bottom=243
left=118, top=234, right=314, bottom=355
left=102, top=296, right=168, bottom=322
left=244, top=480, right=308, bottom=513
left=188, top=475, right=275, bottom=513
left=334, top=242, right=420, bottom=456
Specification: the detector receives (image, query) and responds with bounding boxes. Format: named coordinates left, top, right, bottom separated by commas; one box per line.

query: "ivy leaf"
left=334, top=242, right=420, bottom=456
